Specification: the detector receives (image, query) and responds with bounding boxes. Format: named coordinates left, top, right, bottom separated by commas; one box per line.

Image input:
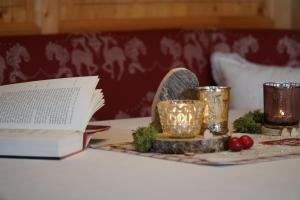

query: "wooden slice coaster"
left=151, top=134, right=230, bottom=154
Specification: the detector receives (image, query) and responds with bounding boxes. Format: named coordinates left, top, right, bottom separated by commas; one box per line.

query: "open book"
left=0, top=76, right=104, bottom=159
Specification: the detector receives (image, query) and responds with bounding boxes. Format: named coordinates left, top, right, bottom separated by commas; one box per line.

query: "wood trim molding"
left=59, top=16, right=274, bottom=33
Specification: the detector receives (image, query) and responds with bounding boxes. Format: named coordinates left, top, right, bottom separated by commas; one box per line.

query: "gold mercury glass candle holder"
left=263, top=82, right=300, bottom=129
left=196, top=86, right=230, bottom=135
left=157, top=100, right=204, bottom=138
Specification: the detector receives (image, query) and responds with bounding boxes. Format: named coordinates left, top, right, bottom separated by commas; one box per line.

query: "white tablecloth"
left=1, top=110, right=300, bottom=200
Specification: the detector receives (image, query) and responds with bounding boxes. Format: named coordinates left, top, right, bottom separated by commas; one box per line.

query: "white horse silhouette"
left=160, top=37, right=184, bottom=68
left=84, top=33, right=102, bottom=54
left=277, top=36, right=300, bottom=67
left=71, top=37, right=98, bottom=76
left=183, top=33, right=206, bottom=72
left=212, top=33, right=231, bottom=53
left=125, top=37, right=147, bottom=74
left=101, top=36, right=126, bottom=80
left=232, top=35, right=259, bottom=56
left=46, top=42, right=72, bottom=78
left=6, top=43, right=30, bottom=82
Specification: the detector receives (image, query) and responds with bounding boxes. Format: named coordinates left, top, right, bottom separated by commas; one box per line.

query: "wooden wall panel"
left=58, top=0, right=272, bottom=32
left=59, top=0, right=263, bottom=19
left=0, top=0, right=27, bottom=23
left=0, top=0, right=39, bottom=35
left=33, top=0, right=59, bottom=34
left=0, top=0, right=297, bottom=36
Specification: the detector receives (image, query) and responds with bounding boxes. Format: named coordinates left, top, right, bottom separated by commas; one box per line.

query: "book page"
left=87, top=89, right=105, bottom=122
left=0, top=76, right=99, bottom=132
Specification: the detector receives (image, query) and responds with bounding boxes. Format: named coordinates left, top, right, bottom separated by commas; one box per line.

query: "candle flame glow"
left=279, top=109, right=285, bottom=116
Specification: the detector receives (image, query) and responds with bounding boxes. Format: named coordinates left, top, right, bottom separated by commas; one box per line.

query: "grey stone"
left=150, top=68, right=199, bottom=131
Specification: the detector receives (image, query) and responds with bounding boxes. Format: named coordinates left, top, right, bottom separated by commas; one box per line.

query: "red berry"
left=240, top=135, right=254, bottom=149
left=228, top=137, right=243, bottom=152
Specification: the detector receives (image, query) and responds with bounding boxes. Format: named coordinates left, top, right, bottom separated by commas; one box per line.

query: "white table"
left=1, top=110, right=300, bottom=200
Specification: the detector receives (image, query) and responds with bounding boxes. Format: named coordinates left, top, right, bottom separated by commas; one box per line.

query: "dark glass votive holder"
left=263, top=82, right=300, bottom=128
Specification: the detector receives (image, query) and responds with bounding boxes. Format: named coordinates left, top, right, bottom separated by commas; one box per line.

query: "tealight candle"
left=157, top=100, right=204, bottom=138
left=263, top=82, right=300, bottom=128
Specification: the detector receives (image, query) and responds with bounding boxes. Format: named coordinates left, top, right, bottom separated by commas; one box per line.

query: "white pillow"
left=211, top=52, right=300, bottom=110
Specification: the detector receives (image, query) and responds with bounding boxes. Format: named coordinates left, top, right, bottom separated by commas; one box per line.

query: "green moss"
left=244, top=110, right=264, bottom=124
left=233, top=110, right=264, bottom=134
left=132, top=126, right=158, bottom=152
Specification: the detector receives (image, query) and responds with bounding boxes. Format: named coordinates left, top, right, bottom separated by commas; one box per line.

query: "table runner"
left=92, top=133, right=300, bottom=166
